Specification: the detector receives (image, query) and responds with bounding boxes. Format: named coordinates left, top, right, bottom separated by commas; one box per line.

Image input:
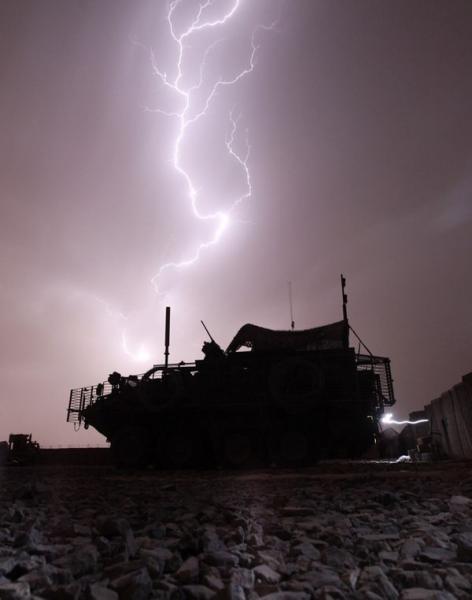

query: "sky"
left=0, top=0, right=471, bottom=447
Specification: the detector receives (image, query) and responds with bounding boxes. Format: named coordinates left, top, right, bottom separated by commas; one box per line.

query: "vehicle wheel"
left=224, top=433, right=253, bottom=467
left=270, top=358, right=323, bottom=415
left=111, top=427, right=150, bottom=468
left=280, top=430, right=310, bottom=465
left=162, top=431, right=196, bottom=469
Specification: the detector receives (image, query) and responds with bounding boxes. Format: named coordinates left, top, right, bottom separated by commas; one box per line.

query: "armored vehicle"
left=1, top=434, right=41, bottom=465
left=67, top=279, right=395, bottom=467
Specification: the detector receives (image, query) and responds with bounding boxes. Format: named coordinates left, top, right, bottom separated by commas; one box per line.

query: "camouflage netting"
left=226, top=320, right=348, bottom=353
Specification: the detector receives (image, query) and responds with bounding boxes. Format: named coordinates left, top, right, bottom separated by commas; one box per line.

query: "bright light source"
left=381, top=412, right=429, bottom=426
left=149, top=1, right=275, bottom=294
left=121, top=332, right=151, bottom=363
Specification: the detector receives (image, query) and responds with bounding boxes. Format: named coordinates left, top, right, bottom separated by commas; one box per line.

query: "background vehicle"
left=67, top=278, right=395, bottom=467
left=0, top=434, right=41, bottom=465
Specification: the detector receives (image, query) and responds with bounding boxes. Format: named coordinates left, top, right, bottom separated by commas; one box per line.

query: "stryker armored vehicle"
left=67, top=277, right=395, bottom=467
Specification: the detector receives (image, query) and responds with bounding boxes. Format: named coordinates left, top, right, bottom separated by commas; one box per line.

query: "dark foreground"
left=1, top=462, right=472, bottom=599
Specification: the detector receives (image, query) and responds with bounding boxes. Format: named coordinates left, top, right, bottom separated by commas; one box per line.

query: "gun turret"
left=201, top=321, right=225, bottom=359
left=201, top=320, right=215, bottom=343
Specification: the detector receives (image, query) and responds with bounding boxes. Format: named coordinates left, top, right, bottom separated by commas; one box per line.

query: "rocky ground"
left=1, top=461, right=472, bottom=600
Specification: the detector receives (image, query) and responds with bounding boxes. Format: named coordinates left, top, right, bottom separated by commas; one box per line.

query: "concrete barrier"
left=430, top=372, right=472, bottom=459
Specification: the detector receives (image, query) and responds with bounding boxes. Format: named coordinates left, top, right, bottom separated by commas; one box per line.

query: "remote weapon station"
left=67, top=277, right=395, bottom=467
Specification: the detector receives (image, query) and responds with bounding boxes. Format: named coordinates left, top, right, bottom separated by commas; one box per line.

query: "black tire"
left=162, top=431, right=197, bottom=469
left=270, top=358, right=323, bottom=415
left=279, top=430, right=310, bottom=465
left=223, top=432, right=253, bottom=467
left=111, top=427, right=150, bottom=468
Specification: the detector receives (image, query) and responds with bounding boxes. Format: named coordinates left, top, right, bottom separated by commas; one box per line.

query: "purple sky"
left=1, top=0, right=471, bottom=446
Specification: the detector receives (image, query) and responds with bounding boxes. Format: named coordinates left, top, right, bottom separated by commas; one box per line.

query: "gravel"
left=1, top=461, right=472, bottom=599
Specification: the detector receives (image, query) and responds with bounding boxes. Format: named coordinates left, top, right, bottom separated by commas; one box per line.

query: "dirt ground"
left=1, top=460, right=472, bottom=599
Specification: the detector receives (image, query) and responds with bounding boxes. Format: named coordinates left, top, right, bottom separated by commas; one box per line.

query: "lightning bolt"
left=121, top=331, right=151, bottom=363
left=82, top=2, right=275, bottom=364
left=93, top=296, right=151, bottom=362
left=381, top=413, right=429, bottom=426
left=148, top=0, right=273, bottom=294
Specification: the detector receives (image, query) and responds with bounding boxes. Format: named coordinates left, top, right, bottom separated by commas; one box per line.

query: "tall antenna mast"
left=340, top=274, right=348, bottom=323
left=288, top=281, right=295, bottom=331
left=340, top=274, right=349, bottom=349
left=164, top=306, right=171, bottom=371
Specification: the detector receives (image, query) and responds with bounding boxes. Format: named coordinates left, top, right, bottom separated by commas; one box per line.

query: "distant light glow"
left=149, top=0, right=274, bottom=293
left=121, top=331, right=151, bottom=362
left=381, top=412, right=429, bottom=426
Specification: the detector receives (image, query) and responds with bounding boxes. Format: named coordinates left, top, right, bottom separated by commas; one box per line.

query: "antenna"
left=340, top=274, right=349, bottom=349
left=341, top=274, right=348, bottom=323
left=288, top=281, right=295, bottom=331
left=164, top=306, right=170, bottom=371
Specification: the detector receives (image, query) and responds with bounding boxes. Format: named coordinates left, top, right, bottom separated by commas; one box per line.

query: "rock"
left=419, top=547, right=456, bottom=563
left=148, top=525, right=166, bottom=540
left=292, top=542, right=320, bottom=561
left=182, top=584, right=216, bottom=599
left=14, top=528, right=43, bottom=548
left=41, top=583, right=82, bottom=600
left=321, top=547, right=356, bottom=569
left=400, top=539, right=422, bottom=559
left=253, top=565, right=281, bottom=585
left=281, top=508, right=314, bottom=518
left=98, top=518, right=132, bottom=538
left=110, top=568, right=152, bottom=600
left=230, top=568, right=255, bottom=590
left=348, top=567, right=360, bottom=590
left=205, top=551, right=239, bottom=568
left=413, top=572, right=442, bottom=590
left=175, top=556, right=200, bottom=583
left=401, top=589, right=456, bottom=600
left=258, top=593, right=310, bottom=600
left=220, top=583, right=246, bottom=600
left=359, top=566, right=399, bottom=600
left=456, top=532, right=472, bottom=561
left=96, top=517, right=136, bottom=558
left=54, top=544, right=99, bottom=577
left=299, top=567, right=343, bottom=590
left=17, top=569, right=53, bottom=590
left=361, top=533, right=400, bottom=542
left=256, top=551, right=284, bottom=572
left=313, top=586, right=346, bottom=599
left=0, top=582, right=31, bottom=599
left=450, top=496, right=472, bottom=508
left=204, top=574, right=225, bottom=591
left=264, top=526, right=292, bottom=541
left=88, top=583, right=119, bottom=600
left=247, top=534, right=264, bottom=548
left=379, top=551, right=399, bottom=563
left=253, top=584, right=279, bottom=597
left=31, top=544, right=72, bottom=561
left=444, top=572, right=471, bottom=594
left=104, top=560, right=148, bottom=580
left=0, top=558, right=18, bottom=576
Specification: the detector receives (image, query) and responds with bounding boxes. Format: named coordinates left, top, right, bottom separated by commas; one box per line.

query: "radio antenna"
left=288, top=281, right=295, bottom=331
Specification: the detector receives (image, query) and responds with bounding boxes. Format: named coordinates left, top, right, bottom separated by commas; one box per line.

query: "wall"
left=429, top=372, right=472, bottom=459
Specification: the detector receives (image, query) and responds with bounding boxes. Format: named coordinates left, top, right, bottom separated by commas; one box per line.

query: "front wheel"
left=161, top=430, right=197, bottom=469
left=111, top=427, right=150, bottom=468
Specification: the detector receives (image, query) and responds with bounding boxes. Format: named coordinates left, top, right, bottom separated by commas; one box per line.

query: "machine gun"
left=201, top=321, right=225, bottom=359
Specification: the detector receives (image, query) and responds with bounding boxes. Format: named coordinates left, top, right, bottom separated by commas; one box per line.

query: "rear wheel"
left=270, top=358, right=323, bottom=415
left=224, top=432, right=253, bottom=467
left=279, top=430, right=311, bottom=465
